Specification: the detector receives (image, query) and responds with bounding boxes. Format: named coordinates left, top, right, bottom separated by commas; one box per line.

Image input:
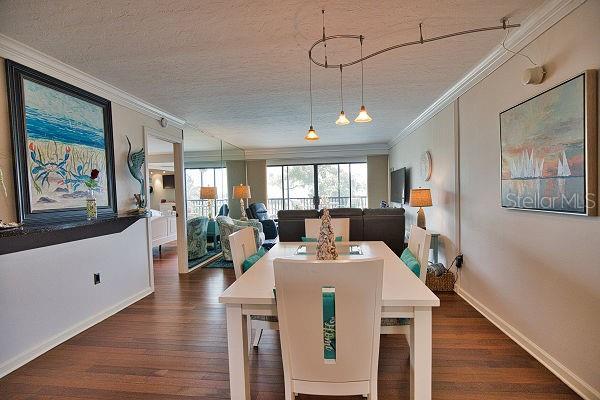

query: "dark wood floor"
left=1, top=243, right=581, bottom=399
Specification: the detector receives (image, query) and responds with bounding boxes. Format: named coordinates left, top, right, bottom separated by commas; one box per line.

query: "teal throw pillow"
left=241, top=247, right=267, bottom=272
left=401, top=247, right=421, bottom=277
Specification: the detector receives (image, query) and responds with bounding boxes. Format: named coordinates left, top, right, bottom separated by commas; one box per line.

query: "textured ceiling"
left=0, top=0, right=544, bottom=149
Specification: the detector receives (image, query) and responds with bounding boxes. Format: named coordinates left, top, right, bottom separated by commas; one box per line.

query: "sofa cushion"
left=327, top=208, right=364, bottom=240
left=363, top=208, right=405, bottom=256
left=327, top=208, right=363, bottom=216
left=278, top=209, right=320, bottom=219
left=362, top=208, right=405, bottom=216
left=277, top=209, right=320, bottom=242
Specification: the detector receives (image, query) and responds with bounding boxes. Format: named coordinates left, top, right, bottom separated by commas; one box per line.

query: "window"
left=185, top=167, right=228, bottom=218
left=267, top=163, right=367, bottom=218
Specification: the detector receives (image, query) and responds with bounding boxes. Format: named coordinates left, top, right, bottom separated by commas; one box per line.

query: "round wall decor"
left=420, top=151, right=432, bottom=181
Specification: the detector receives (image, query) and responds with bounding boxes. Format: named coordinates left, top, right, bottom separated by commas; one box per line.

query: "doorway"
left=144, top=127, right=188, bottom=275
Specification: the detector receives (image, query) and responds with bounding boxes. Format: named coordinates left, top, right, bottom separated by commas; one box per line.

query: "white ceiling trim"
left=388, top=0, right=586, bottom=148
left=0, top=33, right=186, bottom=128
left=244, top=143, right=389, bottom=161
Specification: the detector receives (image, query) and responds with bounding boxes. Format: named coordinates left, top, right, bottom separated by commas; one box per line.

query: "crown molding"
left=244, top=143, right=389, bottom=161
left=0, top=34, right=186, bottom=128
left=388, top=0, right=586, bottom=148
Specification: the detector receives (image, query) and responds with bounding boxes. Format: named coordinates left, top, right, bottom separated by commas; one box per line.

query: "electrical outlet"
left=456, top=254, right=464, bottom=268
left=93, top=273, right=101, bottom=285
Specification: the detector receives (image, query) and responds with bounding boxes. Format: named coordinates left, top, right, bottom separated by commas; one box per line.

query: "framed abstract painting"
left=500, top=70, right=597, bottom=215
left=6, top=60, right=117, bottom=223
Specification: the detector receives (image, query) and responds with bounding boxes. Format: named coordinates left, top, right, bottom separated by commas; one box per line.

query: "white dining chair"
left=274, top=257, right=383, bottom=399
left=381, top=225, right=432, bottom=341
left=229, top=227, right=278, bottom=349
left=304, top=217, right=350, bottom=241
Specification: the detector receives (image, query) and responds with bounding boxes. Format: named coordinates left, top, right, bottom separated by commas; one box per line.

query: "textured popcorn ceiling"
left=0, top=0, right=544, bottom=149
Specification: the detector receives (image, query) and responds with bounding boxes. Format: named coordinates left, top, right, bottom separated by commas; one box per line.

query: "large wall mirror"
left=183, top=129, right=245, bottom=270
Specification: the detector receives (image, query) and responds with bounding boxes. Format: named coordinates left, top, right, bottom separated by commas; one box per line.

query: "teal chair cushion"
left=401, top=247, right=421, bottom=277
left=301, top=236, right=343, bottom=242
left=241, top=247, right=267, bottom=272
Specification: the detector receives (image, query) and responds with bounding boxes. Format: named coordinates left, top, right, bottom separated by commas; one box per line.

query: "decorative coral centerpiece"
left=317, top=208, right=338, bottom=260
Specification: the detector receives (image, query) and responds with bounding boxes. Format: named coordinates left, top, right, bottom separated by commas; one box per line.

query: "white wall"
left=0, top=55, right=183, bottom=377
left=389, top=103, right=458, bottom=267
left=0, top=220, right=151, bottom=376
left=367, top=154, right=389, bottom=209
left=388, top=2, right=600, bottom=397
left=458, top=2, right=599, bottom=396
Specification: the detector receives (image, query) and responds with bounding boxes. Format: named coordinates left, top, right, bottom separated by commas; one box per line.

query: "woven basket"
left=426, top=271, right=455, bottom=291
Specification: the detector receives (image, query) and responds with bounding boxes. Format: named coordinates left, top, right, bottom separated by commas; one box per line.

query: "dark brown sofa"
left=328, top=208, right=364, bottom=241
left=277, top=207, right=406, bottom=256
left=362, top=208, right=406, bottom=255
left=276, top=209, right=320, bottom=242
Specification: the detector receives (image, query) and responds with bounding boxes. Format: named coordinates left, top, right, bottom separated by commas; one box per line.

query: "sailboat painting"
left=500, top=74, right=589, bottom=214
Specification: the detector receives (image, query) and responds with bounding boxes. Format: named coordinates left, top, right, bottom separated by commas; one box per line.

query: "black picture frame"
left=6, top=60, right=118, bottom=224
left=499, top=70, right=597, bottom=216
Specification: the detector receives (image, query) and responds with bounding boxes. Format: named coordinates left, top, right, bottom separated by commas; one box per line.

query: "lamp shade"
left=233, top=184, right=251, bottom=199
left=409, top=188, right=432, bottom=207
left=200, top=186, right=217, bottom=199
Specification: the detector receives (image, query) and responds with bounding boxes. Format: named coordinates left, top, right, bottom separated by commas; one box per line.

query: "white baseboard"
left=0, top=287, right=153, bottom=378
left=456, top=286, right=599, bottom=400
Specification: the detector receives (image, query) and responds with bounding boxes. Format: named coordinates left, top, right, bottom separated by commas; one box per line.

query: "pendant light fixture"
left=335, top=65, right=350, bottom=125
left=354, top=35, right=372, bottom=123
left=305, top=56, right=319, bottom=141
left=304, top=10, right=521, bottom=139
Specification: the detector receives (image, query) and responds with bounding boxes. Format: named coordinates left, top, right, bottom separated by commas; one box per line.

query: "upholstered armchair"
left=247, top=202, right=278, bottom=240
left=187, top=217, right=209, bottom=260
left=217, top=216, right=264, bottom=261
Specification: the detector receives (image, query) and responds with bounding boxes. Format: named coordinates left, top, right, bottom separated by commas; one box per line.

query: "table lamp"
left=200, top=186, right=217, bottom=219
left=233, top=184, right=251, bottom=221
left=409, top=188, right=432, bottom=229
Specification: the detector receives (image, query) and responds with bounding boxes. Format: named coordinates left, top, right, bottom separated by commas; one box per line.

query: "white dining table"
left=219, top=241, right=440, bottom=400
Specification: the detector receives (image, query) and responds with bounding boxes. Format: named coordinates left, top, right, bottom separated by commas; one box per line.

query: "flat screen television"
left=390, top=168, right=407, bottom=204
left=162, top=174, right=175, bottom=189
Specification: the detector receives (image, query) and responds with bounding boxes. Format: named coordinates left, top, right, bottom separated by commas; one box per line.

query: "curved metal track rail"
left=308, top=21, right=521, bottom=69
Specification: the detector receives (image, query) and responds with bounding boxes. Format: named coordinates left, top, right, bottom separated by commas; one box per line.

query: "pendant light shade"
left=305, top=55, right=319, bottom=141
left=354, top=105, right=372, bottom=123
left=355, top=35, right=372, bottom=123
left=336, top=111, right=350, bottom=125
left=305, top=125, right=319, bottom=140
left=335, top=65, right=350, bottom=126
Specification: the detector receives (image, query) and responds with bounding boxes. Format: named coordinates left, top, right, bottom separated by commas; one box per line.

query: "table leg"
left=410, top=307, right=432, bottom=400
left=226, top=304, right=250, bottom=400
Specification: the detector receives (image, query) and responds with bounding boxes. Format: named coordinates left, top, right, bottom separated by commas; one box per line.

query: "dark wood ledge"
left=0, top=213, right=150, bottom=256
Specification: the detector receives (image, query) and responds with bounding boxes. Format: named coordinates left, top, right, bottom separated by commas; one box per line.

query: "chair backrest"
left=407, top=225, right=432, bottom=282
left=217, top=204, right=229, bottom=216
left=304, top=218, right=350, bottom=241
left=229, top=227, right=258, bottom=279
left=273, top=258, right=383, bottom=389
left=249, top=202, right=269, bottom=221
